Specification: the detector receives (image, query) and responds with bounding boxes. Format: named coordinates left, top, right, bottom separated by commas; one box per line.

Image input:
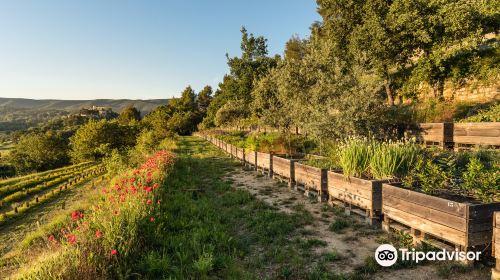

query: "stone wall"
left=418, top=78, right=499, bottom=103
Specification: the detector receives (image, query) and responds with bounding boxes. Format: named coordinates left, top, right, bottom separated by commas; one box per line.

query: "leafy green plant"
left=369, top=141, right=420, bottom=180
left=462, top=157, right=500, bottom=202
left=403, top=148, right=499, bottom=202
left=339, top=138, right=373, bottom=178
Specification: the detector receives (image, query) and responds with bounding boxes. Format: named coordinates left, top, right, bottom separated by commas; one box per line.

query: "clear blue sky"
left=0, top=0, right=320, bottom=100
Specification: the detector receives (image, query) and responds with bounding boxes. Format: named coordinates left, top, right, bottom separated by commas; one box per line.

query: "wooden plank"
left=416, top=123, right=454, bottom=143
left=236, top=148, right=245, bottom=161
left=383, top=205, right=466, bottom=246
left=383, top=194, right=466, bottom=232
left=245, top=151, right=256, bottom=165
left=382, top=184, right=467, bottom=218
left=328, top=188, right=372, bottom=210
left=468, top=203, right=500, bottom=220
left=272, top=157, right=292, bottom=178
left=468, top=219, right=496, bottom=233
left=495, top=241, right=500, bottom=259
left=256, top=152, right=271, bottom=169
left=295, top=163, right=322, bottom=188
left=467, top=230, right=493, bottom=248
left=495, top=227, right=500, bottom=258
left=328, top=171, right=382, bottom=200
left=453, top=122, right=500, bottom=146
left=496, top=212, right=500, bottom=227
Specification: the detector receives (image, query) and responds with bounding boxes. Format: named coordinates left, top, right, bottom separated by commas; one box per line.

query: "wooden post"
left=493, top=212, right=500, bottom=280
left=382, top=216, right=391, bottom=232
left=269, top=152, right=274, bottom=178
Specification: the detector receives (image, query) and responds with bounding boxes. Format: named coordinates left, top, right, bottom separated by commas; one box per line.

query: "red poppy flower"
left=111, top=249, right=118, bottom=256
left=146, top=199, right=152, bottom=205
left=95, top=230, right=103, bottom=239
left=48, top=235, right=55, bottom=242
left=71, top=211, right=83, bottom=221
left=67, top=234, right=77, bottom=245
left=150, top=217, right=155, bottom=222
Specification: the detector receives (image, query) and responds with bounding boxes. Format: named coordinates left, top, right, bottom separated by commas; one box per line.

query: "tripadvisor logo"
left=375, top=244, right=398, bottom=267
left=374, top=244, right=481, bottom=267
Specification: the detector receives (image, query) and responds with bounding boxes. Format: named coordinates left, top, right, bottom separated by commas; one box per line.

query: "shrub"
left=462, top=157, right=500, bottom=202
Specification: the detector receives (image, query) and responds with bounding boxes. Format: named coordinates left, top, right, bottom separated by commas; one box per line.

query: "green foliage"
left=369, top=141, right=420, bottom=180
left=8, top=132, right=69, bottom=174
left=102, top=149, right=129, bottom=177
left=202, top=27, right=279, bottom=128
left=143, top=85, right=207, bottom=136
left=117, top=106, right=141, bottom=124
left=459, top=102, right=500, bottom=122
left=339, top=138, right=373, bottom=178
left=462, top=156, right=500, bottom=202
left=69, top=120, right=138, bottom=162
left=403, top=149, right=499, bottom=202
left=405, top=152, right=456, bottom=195
left=328, top=218, right=349, bottom=233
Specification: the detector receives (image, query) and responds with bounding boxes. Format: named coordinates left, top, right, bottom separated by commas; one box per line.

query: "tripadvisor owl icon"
left=375, top=244, right=398, bottom=267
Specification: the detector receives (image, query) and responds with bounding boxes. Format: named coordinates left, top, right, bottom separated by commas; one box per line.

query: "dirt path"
left=222, top=160, right=491, bottom=279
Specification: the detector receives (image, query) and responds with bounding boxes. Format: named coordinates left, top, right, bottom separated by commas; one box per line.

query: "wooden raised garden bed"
left=256, top=152, right=272, bottom=176
left=382, top=183, right=500, bottom=252
left=225, top=143, right=233, bottom=156
left=453, top=122, right=500, bottom=149
left=271, top=156, right=296, bottom=187
left=416, top=123, right=453, bottom=148
left=493, top=212, right=500, bottom=279
left=235, top=147, right=245, bottom=162
left=327, top=171, right=386, bottom=224
left=244, top=150, right=257, bottom=170
left=293, top=161, right=327, bottom=201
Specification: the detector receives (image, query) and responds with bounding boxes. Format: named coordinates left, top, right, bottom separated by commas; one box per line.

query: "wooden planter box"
left=256, top=152, right=272, bottom=176
left=225, top=143, right=233, bottom=155
left=245, top=150, right=257, bottom=169
left=416, top=123, right=453, bottom=148
left=382, top=183, right=500, bottom=252
left=294, top=161, right=327, bottom=201
left=271, top=156, right=296, bottom=187
left=235, top=147, right=245, bottom=162
left=327, top=171, right=385, bottom=223
left=453, top=122, right=500, bottom=149
left=493, top=212, right=500, bottom=279
left=230, top=145, right=239, bottom=158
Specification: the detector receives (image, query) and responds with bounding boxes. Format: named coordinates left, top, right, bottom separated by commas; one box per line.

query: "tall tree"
left=202, top=27, right=279, bottom=127
left=9, top=132, right=69, bottom=173
left=197, top=85, right=213, bottom=114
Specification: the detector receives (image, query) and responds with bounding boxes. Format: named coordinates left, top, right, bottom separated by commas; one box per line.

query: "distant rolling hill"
left=0, top=98, right=169, bottom=115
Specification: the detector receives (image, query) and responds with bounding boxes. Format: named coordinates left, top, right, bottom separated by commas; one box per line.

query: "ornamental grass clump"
left=369, top=141, right=420, bottom=180
left=339, top=138, right=374, bottom=178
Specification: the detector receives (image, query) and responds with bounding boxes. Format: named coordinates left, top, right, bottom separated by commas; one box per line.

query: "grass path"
left=154, top=137, right=490, bottom=279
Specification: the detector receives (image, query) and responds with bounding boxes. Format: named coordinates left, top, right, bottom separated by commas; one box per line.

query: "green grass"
left=128, top=137, right=354, bottom=279
left=329, top=217, right=350, bottom=233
